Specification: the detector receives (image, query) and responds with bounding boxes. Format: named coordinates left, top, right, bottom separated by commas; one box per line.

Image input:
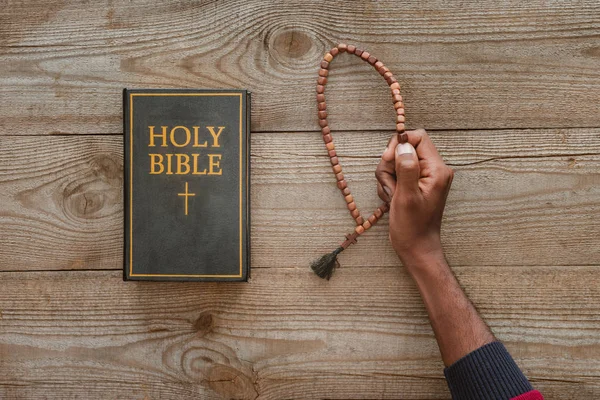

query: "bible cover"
left=124, top=89, right=250, bottom=281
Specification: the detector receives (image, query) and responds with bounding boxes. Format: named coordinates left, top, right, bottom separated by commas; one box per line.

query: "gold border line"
left=129, top=92, right=244, bottom=278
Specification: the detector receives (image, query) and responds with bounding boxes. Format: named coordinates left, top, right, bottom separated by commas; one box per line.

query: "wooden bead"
left=323, top=133, right=332, bottom=143
left=316, top=85, right=325, bottom=94
left=354, top=48, right=363, bottom=56
left=396, top=123, right=405, bottom=132
left=318, top=110, right=327, bottom=119
left=317, top=76, right=327, bottom=85
left=380, top=203, right=390, bottom=213
left=317, top=93, right=325, bottom=102
left=337, top=179, right=346, bottom=189
left=318, top=102, right=327, bottom=111
left=360, top=51, right=370, bottom=60
left=338, top=43, right=348, bottom=52
left=399, top=132, right=409, bottom=144
left=382, top=66, right=390, bottom=74
left=374, top=61, right=384, bottom=69
left=345, top=194, right=353, bottom=204
left=320, top=60, right=329, bottom=69
left=330, top=47, right=339, bottom=56
left=319, top=119, right=328, bottom=128
left=396, top=108, right=405, bottom=115
left=362, top=220, right=372, bottom=230
left=391, top=89, right=401, bottom=96
left=328, top=149, right=336, bottom=157
left=368, top=215, right=377, bottom=224
left=326, top=142, right=335, bottom=151
left=333, top=164, right=342, bottom=174
left=390, top=82, right=400, bottom=91
left=324, top=53, right=333, bottom=62
left=347, top=44, right=356, bottom=53
left=322, top=126, right=330, bottom=135
left=396, top=115, right=406, bottom=123
left=355, top=225, right=365, bottom=234
left=356, top=216, right=364, bottom=225
left=347, top=201, right=357, bottom=211
left=377, top=67, right=386, bottom=76
left=394, top=101, right=403, bottom=110
left=374, top=208, right=383, bottom=219
left=383, top=71, right=393, bottom=80
left=330, top=156, right=338, bottom=165
left=386, top=76, right=397, bottom=85
left=342, top=187, right=351, bottom=196
left=335, top=172, right=344, bottom=181
left=350, top=209, right=360, bottom=219
left=368, top=55, right=377, bottom=65
left=319, top=68, right=328, bottom=77
left=392, top=94, right=403, bottom=103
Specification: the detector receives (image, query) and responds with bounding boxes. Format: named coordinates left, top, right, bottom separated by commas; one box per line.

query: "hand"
left=375, top=129, right=453, bottom=271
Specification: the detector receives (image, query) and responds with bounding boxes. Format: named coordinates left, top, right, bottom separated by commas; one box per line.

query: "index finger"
left=407, top=129, right=444, bottom=163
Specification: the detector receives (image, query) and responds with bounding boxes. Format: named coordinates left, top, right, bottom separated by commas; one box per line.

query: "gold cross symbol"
left=178, top=182, right=195, bottom=216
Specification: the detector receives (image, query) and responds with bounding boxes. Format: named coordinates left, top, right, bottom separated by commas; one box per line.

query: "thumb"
left=394, top=142, right=420, bottom=194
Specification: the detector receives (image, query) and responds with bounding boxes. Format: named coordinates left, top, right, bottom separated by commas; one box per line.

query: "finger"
left=375, top=161, right=396, bottom=202
left=406, top=129, right=443, bottom=163
left=382, top=134, right=399, bottom=163
left=394, top=142, right=420, bottom=195
left=376, top=181, right=392, bottom=203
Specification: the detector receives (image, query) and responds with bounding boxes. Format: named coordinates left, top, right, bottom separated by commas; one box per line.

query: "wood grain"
left=2, top=0, right=600, bottom=134
left=1, top=129, right=598, bottom=271
left=0, top=267, right=598, bottom=399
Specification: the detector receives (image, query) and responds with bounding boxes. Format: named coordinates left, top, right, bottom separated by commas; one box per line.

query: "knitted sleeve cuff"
left=444, top=341, right=534, bottom=400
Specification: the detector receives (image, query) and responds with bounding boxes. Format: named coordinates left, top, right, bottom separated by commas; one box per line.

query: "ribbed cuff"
left=444, top=341, right=533, bottom=400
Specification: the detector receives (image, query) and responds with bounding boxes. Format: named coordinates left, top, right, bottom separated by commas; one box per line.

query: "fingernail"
left=383, top=186, right=393, bottom=200
left=396, top=143, right=414, bottom=155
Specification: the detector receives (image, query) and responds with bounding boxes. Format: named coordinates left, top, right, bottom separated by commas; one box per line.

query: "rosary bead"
left=392, top=94, right=403, bottom=103
left=386, top=76, right=397, bottom=85
left=356, top=216, right=364, bottom=225
left=391, top=88, right=401, bottom=96
left=396, top=114, right=406, bottom=123
left=316, top=85, right=325, bottom=94
left=374, top=61, right=383, bottom=69
left=377, top=67, right=386, bottom=76
left=382, top=66, right=390, bottom=74
left=338, top=43, right=348, bottom=52
left=396, top=108, right=405, bottom=116
left=396, top=123, right=405, bottom=132
left=368, top=215, right=377, bottom=224
left=318, top=110, right=327, bottom=119
left=337, top=179, right=346, bottom=189
left=347, top=44, right=356, bottom=53
left=399, top=132, right=409, bottom=144
left=350, top=208, right=360, bottom=219
left=355, top=225, right=365, bottom=235
left=319, top=68, right=329, bottom=77
left=368, top=56, right=377, bottom=65
left=390, top=82, right=400, bottom=91
left=320, top=60, right=329, bottom=69
left=330, top=156, right=339, bottom=165
left=328, top=149, right=336, bottom=158
left=342, top=187, right=351, bottom=196
left=324, top=53, right=333, bottom=62
left=380, top=203, right=390, bottom=213
left=330, top=47, right=339, bottom=56
left=362, top=220, right=372, bottom=230
left=345, top=194, right=353, bottom=203
left=383, top=71, right=393, bottom=80
left=332, top=164, right=342, bottom=174
left=319, top=119, right=328, bottom=128
left=354, top=48, right=363, bottom=57
left=317, top=76, right=327, bottom=85
left=394, top=101, right=403, bottom=110
left=318, top=102, right=327, bottom=111
left=347, top=201, right=357, bottom=211
left=322, top=126, right=330, bottom=135
left=335, top=172, right=344, bottom=181
left=360, top=51, right=370, bottom=60
left=323, top=133, right=332, bottom=143
left=326, top=142, right=335, bottom=151
left=374, top=208, right=383, bottom=219
left=317, top=93, right=325, bottom=102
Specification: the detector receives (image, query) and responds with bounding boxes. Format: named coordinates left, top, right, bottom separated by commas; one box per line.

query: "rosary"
left=311, top=43, right=407, bottom=280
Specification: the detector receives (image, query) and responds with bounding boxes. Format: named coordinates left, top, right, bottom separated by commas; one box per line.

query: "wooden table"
left=1, top=1, right=599, bottom=398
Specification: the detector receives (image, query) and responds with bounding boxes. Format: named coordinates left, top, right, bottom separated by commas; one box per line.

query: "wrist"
left=396, top=239, right=448, bottom=277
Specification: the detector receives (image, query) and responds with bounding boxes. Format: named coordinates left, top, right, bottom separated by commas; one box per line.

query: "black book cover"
left=124, top=89, right=250, bottom=281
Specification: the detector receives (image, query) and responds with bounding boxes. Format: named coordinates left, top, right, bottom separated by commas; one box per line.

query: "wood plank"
left=0, top=267, right=598, bottom=399
left=1, top=129, right=599, bottom=271
left=2, top=0, right=600, bottom=134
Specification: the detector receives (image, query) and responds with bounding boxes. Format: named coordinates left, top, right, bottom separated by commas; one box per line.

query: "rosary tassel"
left=311, top=231, right=360, bottom=280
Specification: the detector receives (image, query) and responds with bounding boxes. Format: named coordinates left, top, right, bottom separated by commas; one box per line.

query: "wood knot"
left=193, top=312, right=214, bottom=334
left=272, top=30, right=312, bottom=59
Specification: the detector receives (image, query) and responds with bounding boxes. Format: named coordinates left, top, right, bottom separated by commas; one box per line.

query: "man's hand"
left=375, top=129, right=454, bottom=271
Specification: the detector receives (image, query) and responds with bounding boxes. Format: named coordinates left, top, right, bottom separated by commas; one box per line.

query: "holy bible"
left=124, top=89, right=250, bottom=281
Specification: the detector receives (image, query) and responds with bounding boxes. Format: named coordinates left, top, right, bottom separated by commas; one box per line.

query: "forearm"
left=402, top=250, right=495, bottom=366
